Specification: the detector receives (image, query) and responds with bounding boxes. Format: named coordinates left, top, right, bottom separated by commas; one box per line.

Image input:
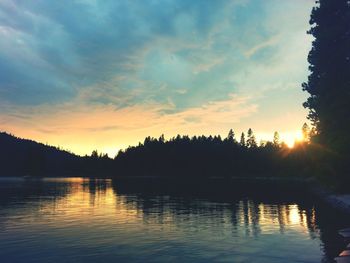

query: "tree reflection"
left=111, top=178, right=350, bottom=262
left=0, top=178, right=349, bottom=262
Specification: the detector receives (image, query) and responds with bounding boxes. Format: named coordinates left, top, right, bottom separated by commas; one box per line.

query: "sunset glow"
left=282, top=131, right=304, bottom=148
left=0, top=1, right=314, bottom=156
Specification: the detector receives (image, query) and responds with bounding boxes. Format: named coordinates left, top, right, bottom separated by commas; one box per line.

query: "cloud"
left=0, top=0, right=313, bottom=109
left=244, top=36, right=278, bottom=58
left=167, top=94, right=257, bottom=128
left=0, top=0, right=315, bottom=155
left=0, top=0, right=243, bottom=106
left=0, top=93, right=256, bottom=155
left=1, top=92, right=255, bottom=131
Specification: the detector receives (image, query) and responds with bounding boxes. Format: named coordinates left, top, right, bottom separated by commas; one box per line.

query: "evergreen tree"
left=240, top=132, right=246, bottom=147
left=239, top=132, right=246, bottom=147
left=246, top=128, right=257, bottom=148
left=226, top=129, right=235, bottom=143
left=302, top=123, right=310, bottom=142
left=259, top=140, right=267, bottom=147
left=91, top=150, right=99, bottom=159
left=159, top=134, right=165, bottom=143
left=144, top=136, right=152, bottom=145
left=273, top=131, right=280, bottom=147
left=302, top=0, right=350, bottom=152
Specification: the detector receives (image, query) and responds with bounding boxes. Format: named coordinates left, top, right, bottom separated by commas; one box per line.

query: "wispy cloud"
left=0, top=0, right=313, bottom=108
left=0, top=0, right=315, bottom=155
left=0, top=94, right=256, bottom=155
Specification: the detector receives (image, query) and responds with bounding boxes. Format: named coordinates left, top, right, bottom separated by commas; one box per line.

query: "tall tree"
left=273, top=131, right=280, bottom=147
left=246, top=128, right=257, bottom=148
left=302, top=0, right=350, bottom=152
left=302, top=123, right=310, bottom=142
left=240, top=132, right=246, bottom=147
left=226, top=129, right=235, bottom=143
left=159, top=134, right=165, bottom=143
left=91, top=150, right=99, bottom=159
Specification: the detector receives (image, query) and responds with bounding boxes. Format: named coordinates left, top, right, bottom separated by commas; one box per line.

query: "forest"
left=0, top=126, right=325, bottom=184
left=114, top=128, right=312, bottom=179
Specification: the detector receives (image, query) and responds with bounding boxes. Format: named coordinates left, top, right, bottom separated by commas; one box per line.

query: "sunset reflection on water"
left=0, top=177, right=348, bottom=263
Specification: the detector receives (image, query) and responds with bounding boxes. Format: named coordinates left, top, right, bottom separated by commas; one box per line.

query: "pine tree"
left=226, top=129, right=235, bottom=143
left=273, top=131, right=280, bottom=147
left=302, top=123, right=310, bottom=142
left=159, top=134, right=165, bottom=143
left=246, top=128, right=257, bottom=148
left=91, top=150, right=99, bottom=158
left=240, top=132, right=246, bottom=147
left=303, top=0, right=350, bottom=152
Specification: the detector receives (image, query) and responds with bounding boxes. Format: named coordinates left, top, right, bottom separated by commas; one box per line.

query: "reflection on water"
left=0, top=177, right=348, bottom=263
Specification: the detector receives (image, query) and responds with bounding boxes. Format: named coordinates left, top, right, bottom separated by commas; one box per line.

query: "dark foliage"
left=0, top=130, right=314, bottom=179
left=0, top=132, right=79, bottom=176
left=302, top=0, right=350, bottom=183
left=0, top=132, right=114, bottom=177
left=303, top=0, right=350, bottom=152
left=114, top=131, right=312, bottom=179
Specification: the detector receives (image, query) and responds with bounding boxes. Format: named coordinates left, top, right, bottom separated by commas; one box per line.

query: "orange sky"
left=1, top=94, right=307, bottom=157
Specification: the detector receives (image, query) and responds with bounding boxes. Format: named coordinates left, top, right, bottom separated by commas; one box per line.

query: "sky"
left=0, top=0, right=315, bottom=157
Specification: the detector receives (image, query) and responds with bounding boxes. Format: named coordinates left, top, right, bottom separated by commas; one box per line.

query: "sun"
left=282, top=131, right=303, bottom=148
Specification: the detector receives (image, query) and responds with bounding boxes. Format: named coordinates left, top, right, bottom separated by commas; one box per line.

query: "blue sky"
left=0, top=0, right=315, bottom=155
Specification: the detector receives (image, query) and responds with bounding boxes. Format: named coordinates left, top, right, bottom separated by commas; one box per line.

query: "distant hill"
left=0, top=132, right=82, bottom=176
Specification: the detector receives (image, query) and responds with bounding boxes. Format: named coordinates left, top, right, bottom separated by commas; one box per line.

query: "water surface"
left=0, top=177, right=348, bottom=262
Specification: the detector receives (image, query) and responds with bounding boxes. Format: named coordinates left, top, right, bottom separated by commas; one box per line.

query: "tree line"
left=0, top=125, right=313, bottom=180
left=113, top=126, right=312, bottom=179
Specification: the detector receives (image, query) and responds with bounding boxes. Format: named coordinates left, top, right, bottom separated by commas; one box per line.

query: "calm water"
left=0, top=177, right=349, bottom=263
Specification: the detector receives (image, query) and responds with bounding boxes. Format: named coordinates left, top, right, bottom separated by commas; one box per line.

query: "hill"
left=0, top=132, right=83, bottom=176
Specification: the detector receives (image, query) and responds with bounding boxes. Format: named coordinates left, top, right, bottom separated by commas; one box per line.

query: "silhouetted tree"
left=159, top=134, right=165, bottom=143
left=302, top=123, right=310, bottom=143
left=246, top=128, right=257, bottom=148
left=273, top=131, right=280, bottom=147
left=302, top=0, right=350, bottom=152
left=113, top=130, right=312, bottom=179
left=91, top=150, right=99, bottom=159
left=310, top=126, right=317, bottom=138
left=240, top=132, right=246, bottom=147
left=0, top=130, right=313, bottom=181
left=226, top=129, right=235, bottom=143
left=260, top=140, right=267, bottom=147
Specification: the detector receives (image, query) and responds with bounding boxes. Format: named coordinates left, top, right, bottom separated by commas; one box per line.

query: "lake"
left=0, top=177, right=348, bottom=262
